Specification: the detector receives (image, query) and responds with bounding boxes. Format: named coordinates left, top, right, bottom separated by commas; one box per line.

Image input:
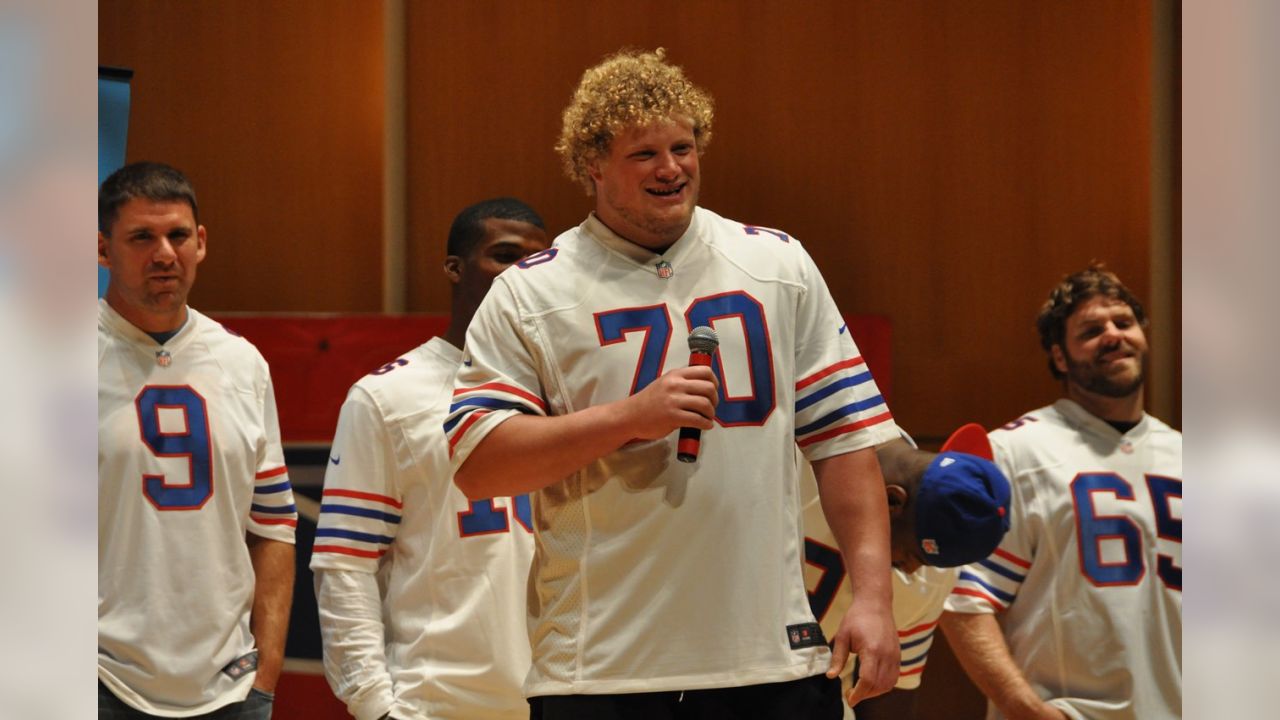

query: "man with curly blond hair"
left=447, top=48, right=899, bottom=719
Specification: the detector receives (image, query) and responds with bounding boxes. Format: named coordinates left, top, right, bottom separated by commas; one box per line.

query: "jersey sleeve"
left=892, top=568, right=957, bottom=690
left=791, top=243, right=898, bottom=461
left=248, top=370, right=297, bottom=543
left=310, top=386, right=404, bottom=573
left=945, top=434, right=1033, bottom=614
left=313, top=569, right=397, bottom=720
left=446, top=279, right=548, bottom=472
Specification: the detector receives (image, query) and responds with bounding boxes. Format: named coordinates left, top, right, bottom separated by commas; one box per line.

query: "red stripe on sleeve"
left=452, top=382, right=546, bottom=411
left=255, top=466, right=288, bottom=479
left=796, top=357, right=864, bottom=391
left=898, top=619, right=939, bottom=637
left=448, top=411, right=490, bottom=457
left=253, top=517, right=298, bottom=527
left=949, top=587, right=1006, bottom=612
left=994, top=547, right=1031, bottom=569
left=322, top=489, right=404, bottom=510
left=796, top=410, right=894, bottom=448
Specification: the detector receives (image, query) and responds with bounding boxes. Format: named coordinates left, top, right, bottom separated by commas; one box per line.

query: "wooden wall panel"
left=99, top=0, right=386, bottom=312
left=406, top=0, right=1162, bottom=441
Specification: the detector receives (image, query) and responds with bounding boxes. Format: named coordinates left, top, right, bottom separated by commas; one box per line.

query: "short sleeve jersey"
left=799, top=456, right=955, bottom=706
left=310, top=338, right=534, bottom=719
left=945, top=399, right=1182, bottom=720
left=98, top=300, right=297, bottom=717
left=447, top=208, right=899, bottom=695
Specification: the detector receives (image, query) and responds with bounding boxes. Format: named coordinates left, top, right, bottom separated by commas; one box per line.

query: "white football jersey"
left=799, top=457, right=956, bottom=714
left=311, top=337, right=534, bottom=719
left=945, top=399, right=1182, bottom=720
left=98, top=300, right=297, bottom=717
left=447, top=208, right=899, bottom=696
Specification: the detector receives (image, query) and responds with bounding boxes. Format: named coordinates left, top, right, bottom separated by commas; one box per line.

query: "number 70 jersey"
left=447, top=208, right=898, bottom=695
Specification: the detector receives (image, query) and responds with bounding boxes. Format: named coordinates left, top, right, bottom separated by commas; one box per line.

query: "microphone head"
left=687, top=326, right=720, bottom=354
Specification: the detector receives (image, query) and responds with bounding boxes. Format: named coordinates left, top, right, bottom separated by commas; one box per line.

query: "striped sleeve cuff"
left=310, top=489, right=404, bottom=570
left=946, top=548, right=1030, bottom=613
left=248, top=466, right=298, bottom=542
left=794, top=356, right=894, bottom=450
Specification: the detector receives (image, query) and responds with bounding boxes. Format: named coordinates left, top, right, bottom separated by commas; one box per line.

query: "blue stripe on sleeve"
left=958, top=571, right=1016, bottom=603
left=900, top=631, right=935, bottom=651
left=795, top=371, right=872, bottom=412
left=314, top=528, right=395, bottom=545
left=979, top=557, right=1028, bottom=583
left=319, top=503, right=402, bottom=524
left=901, top=653, right=928, bottom=668
left=443, top=399, right=537, bottom=433
left=255, top=481, right=292, bottom=495
left=795, top=395, right=885, bottom=436
left=250, top=503, right=297, bottom=514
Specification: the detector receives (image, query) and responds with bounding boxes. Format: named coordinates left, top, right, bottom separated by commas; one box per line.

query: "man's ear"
left=1051, top=344, right=1068, bottom=375
left=886, top=484, right=908, bottom=519
left=587, top=158, right=605, bottom=188
left=195, top=225, right=208, bottom=264
left=97, top=232, right=111, bottom=269
left=443, top=255, right=462, bottom=284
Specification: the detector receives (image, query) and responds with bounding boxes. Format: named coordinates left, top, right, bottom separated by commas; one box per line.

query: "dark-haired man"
left=802, top=435, right=1012, bottom=720
left=942, top=265, right=1182, bottom=720
left=311, top=198, right=549, bottom=720
left=98, top=162, right=297, bottom=718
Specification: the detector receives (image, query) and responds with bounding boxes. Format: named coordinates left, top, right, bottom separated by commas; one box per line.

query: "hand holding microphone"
left=677, top=326, right=719, bottom=463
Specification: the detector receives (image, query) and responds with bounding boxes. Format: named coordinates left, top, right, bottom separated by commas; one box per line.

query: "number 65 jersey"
left=946, top=399, right=1182, bottom=720
left=98, top=300, right=296, bottom=716
left=448, top=208, right=898, bottom=696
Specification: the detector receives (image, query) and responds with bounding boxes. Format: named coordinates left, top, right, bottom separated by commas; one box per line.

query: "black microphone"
left=677, top=326, right=719, bottom=463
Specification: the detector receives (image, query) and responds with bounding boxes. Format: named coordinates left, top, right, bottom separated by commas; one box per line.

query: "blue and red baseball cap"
left=914, top=452, right=1012, bottom=567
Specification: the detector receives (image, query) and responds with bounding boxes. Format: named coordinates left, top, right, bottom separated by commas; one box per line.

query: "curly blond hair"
left=555, top=48, right=715, bottom=195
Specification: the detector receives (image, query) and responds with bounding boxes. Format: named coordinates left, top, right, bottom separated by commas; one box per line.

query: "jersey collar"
left=580, top=208, right=704, bottom=269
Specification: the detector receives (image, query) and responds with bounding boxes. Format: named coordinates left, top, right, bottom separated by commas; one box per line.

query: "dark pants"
left=530, top=674, right=843, bottom=720
left=98, top=682, right=274, bottom=720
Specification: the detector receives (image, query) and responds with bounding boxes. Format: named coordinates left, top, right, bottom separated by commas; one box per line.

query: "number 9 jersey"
left=945, top=399, right=1182, bottom=720
left=97, top=300, right=297, bottom=716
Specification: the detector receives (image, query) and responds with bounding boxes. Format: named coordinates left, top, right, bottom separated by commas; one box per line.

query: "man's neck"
left=1066, top=383, right=1144, bottom=424
left=105, top=291, right=187, bottom=335
left=592, top=211, right=687, bottom=254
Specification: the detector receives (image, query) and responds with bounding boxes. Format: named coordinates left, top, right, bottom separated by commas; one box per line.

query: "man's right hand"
left=619, top=365, right=718, bottom=440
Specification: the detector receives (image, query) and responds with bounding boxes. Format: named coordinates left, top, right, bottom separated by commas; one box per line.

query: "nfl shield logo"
left=922, top=538, right=939, bottom=555
left=655, top=261, right=674, bottom=279
left=155, top=350, right=172, bottom=367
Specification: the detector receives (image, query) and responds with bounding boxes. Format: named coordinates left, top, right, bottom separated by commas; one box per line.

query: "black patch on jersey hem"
left=787, top=622, right=827, bottom=650
left=221, top=650, right=258, bottom=679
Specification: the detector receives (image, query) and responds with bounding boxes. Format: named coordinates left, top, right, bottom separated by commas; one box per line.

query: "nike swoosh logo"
left=329, top=455, right=341, bottom=466
left=838, top=323, right=848, bottom=335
